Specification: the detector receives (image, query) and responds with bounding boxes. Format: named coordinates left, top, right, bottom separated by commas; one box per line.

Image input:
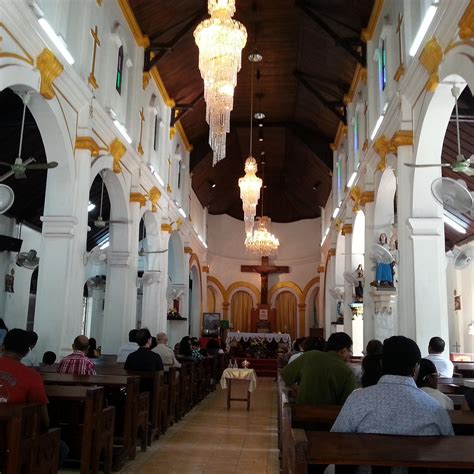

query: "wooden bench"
left=46, top=385, right=115, bottom=474
left=290, top=430, right=474, bottom=473
left=41, top=373, right=143, bottom=469
left=0, top=403, right=61, bottom=474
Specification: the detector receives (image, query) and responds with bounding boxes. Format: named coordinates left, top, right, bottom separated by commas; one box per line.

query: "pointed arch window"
left=379, top=38, right=387, bottom=92
left=153, top=115, right=159, bottom=151
left=177, top=162, right=182, bottom=189
left=116, top=45, right=124, bottom=95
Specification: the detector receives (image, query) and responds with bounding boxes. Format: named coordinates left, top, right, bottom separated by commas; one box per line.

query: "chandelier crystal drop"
left=245, top=216, right=280, bottom=256
left=238, top=156, right=262, bottom=234
left=194, top=0, right=247, bottom=165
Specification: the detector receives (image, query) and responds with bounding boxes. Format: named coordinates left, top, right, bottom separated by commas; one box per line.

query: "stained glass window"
left=378, top=39, right=387, bottom=92
left=116, top=45, right=123, bottom=95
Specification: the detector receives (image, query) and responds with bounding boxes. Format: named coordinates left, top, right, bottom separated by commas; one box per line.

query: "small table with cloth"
left=220, top=367, right=257, bottom=410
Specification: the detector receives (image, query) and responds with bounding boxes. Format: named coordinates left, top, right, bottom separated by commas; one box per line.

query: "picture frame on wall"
left=202, top=312, right=220, bottom=337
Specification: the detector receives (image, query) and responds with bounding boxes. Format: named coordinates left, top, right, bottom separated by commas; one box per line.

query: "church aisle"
left=123, top=377, right=279, bottom=474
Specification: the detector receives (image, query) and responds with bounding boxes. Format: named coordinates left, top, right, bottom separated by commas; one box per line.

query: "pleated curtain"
left=230, top=290, right=253, bottom=332
left=207, top=286, right=216, bottom=313
left=275, top=291, right=297, bottom=338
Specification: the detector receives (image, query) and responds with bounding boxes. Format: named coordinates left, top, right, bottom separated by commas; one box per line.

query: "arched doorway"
left=189, top=265, right=201, bottom=337
left=230, top=290, right=252, bottom=332
left=275, top=291, right=297, bottom=339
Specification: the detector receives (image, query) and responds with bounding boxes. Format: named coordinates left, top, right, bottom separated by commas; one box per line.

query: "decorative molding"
left=342, top=224, right=353, bottom=235
left=362, top=139, right=369, bottom=152
left=0, top=22, right=34, bottom=65
left=116, top=0, right=150, bottom=48
left=361, top=191, right=375, bottom=205
left=74, top=136, right=102, bottom=157
left=317, top=265, right=325, bottom=273
left=169, top=126, right=176, bottom=140
left=330, top=124, right=348, bottom=151
left=393, top=63, right=405, bottom=82
left=148, top=186, right=161, bottom=212
left=268, top=281, right=304, bottom=305
left=302, top=276, right=320, bottom=302
left=361, top=0, right=384, bottom=42
left=343, top=65, right=367, bottom=105
left=391, top=130, right=413, bottom=147
left=150, top=68, right=175, bottom=107
left=36, top=49, right=64, bottom=100
left=88, top=26, right=100, bottom=89
left=109, top=138, right=126, bottom=173
left=335, top=218, right=343, bottom=233
left=373, top=135, right=397, bottom=172
left=202, top=265, right=210, bottom=273
left=176, top=218, right=183, bottom=230
left=227, top=281, right=261, bottom=305
left=207, top=275, right=227, bottom=302
left=328, top=248, right=336, bottom=257
left=176, top=122, right=193, bottom=152
left=130, top=192, right=147, bottom=207
left=459, top=0, right=474, bottom=39
left=143, top=72, right=150, bottom=90
left=184, top=246, right=193, bottom=255
left=350, top=186, right=363, bottom=212
left=161, top=223, right=172, bottom=233
left=419, top=37, right=443, bottom=93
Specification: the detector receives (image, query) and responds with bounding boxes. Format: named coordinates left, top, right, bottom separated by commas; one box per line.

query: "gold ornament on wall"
left=459, top=0, right=474, bottom=40
left=137, top=108, right=145, bottom=156
left=36, top=48, right=64, bottom=100
left=419, top=37, right=443, bottom=93
left=88, top=26, right=100, bottom=89
left=130, top=192, right=147, bottom=207
left=148, top=186, right=161, bottom=212
left=350, top=186, right=363, bottom=212
left=110, top=138, right=126, bottom=173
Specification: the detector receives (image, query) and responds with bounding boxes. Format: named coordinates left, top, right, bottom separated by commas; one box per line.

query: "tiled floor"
left=120, top=377, right=279, bottom=473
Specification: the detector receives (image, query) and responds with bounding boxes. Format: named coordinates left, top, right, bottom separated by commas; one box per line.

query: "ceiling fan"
left=16, top=249, right=40, bottom=270
left=0, top=93, right=58, bottom=182
left=138, top=221, right=168, bottom=256
left=90, top=175, right=129, bottom=228
left=404, top=86, right=473, bottom=176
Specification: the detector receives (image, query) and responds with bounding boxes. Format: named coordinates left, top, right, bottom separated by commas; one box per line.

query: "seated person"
left=21, top=330, right=39, bottom=367
left=281, top=332, right=356, bottom=406
left=124, top=328, right=163, bottom=372
left=0, top=329, right=49, bottom=427
left=426, top=336, right=454, bottom=378
left=41, top=351, right=57, bottom=366
left=363, top=339, right=383, bottom=356
left=416, top=358, right=454, bottom=410
left=57, top=335, right=96, bottom=375
left=117, top=329, right=139, bottom=363
left=178, top=336, right=193, bottom=359
left=286, top=338, right=306, bottom=365
left=331, top=336, right=453, bottom=436
left=191, top=338, right=204, bottom=360
left=206, top=338, right=220, bottom=356
left=153, top=332, right=181, bottom=370
left=360, top=353, right=382, bottom=388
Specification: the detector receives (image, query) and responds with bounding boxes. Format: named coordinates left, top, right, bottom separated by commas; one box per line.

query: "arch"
left=168, top=231, right=185, bottom=285
left=352, top=210, right=365, bottom=268
left=189, top=253, right=203, bottom=330
left=226, top=281, right=260, bottom=306
left=207, top=275, right=226, bottom=302
left=269, top=281, right=304, bottom=305
left=334, top=232, right=345, bottom=287
left=302, top=276, right=320, bottom=305
left=275, top=291, right=298, bottom=338
left=230, top=290, right=253, bottom=332
left=374, top=168, right=396, bottom=237
left=207, top=285, right=217, bottom=312
left=189, top=265, right=201, bottom=337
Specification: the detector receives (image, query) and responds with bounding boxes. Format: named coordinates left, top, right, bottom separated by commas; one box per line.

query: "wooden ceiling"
left=130, top=0, right=374, bottom=222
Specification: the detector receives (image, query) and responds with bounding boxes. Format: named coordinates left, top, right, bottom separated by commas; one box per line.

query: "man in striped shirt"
left=57, top=335, right=96, bottom=375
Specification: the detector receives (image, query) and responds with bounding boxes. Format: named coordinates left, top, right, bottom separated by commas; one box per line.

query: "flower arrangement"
left=167, top=308, right=186, bottom=320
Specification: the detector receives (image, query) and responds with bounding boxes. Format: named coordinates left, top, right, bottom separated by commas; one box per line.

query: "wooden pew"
left=46, top=385, right=114, bottom=474
left=0, top=403, right=61, bottom=474
left=290, top=430, right=474, bottom=473
left=41, top=372, right=141, bottom=469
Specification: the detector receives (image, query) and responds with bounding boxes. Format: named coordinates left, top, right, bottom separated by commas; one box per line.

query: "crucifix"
left=137, top=107, right=145, bottom=156
left=241, top=256, right=289, bottom=305
left=452, top=341, right=461, bottom=353
left=88, top=26, right=100, bottom=90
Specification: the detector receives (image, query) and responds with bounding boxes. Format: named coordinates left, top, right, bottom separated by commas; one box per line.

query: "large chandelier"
left=194, top=0, right=247, bottom=165
left=238, top=156, right=262, bottom=235
left=245, top=216, right=280, bottom=256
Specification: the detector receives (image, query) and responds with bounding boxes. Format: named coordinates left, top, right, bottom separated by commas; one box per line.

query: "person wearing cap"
left=281, top=332, right=356, bottom=406
left=416, top=358, right=454, bottom=410
left=331, top=336, right=454, bottom=436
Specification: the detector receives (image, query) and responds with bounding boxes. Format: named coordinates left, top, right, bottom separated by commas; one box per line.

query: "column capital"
left=108, top=250, right=132, bottom=267
left=40, top=216, right=77, bottom=237
left=408, top=217, right=444, bottom=236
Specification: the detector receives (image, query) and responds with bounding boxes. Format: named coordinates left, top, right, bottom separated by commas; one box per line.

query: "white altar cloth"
left=226, top=332, right=291, bottom=347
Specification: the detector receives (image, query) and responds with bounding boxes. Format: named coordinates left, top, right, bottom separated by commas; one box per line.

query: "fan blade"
left=109, top=220, right=131, bottom=224
left=142, top=249, right=168, bottom=254
left=404, top=163, right=451, bottom=168
left=25, top=162, right=58, bottom=170
left=0, top=162, right=13, bottom=169
left=0, top=170, right=15, bottom=183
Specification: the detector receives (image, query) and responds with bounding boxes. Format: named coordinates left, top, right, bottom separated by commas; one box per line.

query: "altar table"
left=226, top=332, right=291, bottom=348
left=220, top=368, right=257, bottom=410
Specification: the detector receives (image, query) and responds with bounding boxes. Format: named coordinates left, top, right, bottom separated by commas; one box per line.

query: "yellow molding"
left=330, top=124, right=348, bottom=151
left=361, top=0, right=384, bottom=42
left=161, top=223, right=172, bottom=233
left=116, top=0, right=150, bottom=48
left=150, top=68, right=175, bottom=108
left=393, top=63, right=406, bottom=82
left=302, top=276, right=320, bottom=302
left=341, top=224, right=353, bottom=235
left=110, top=138, right=126, bottom=173
left=419, top=37, right=443, bottom=93
left=328, top=248, right=336, bottom=257
left=362, top=191, right=375, bottom=205
left=391, top=130, right=413, bottom=147
left=176, top=122, right=194, bottom=152
left=176, top=218, right=183, bottom=230
left=74, top=136, right=102, bottom=157
left=143, top=72, right=150, bottom=90
left=148, top=186, right=161, bottom=212
left=226, top=281, right=261, bottom=306
left=317, top=265, right=325, bottom=273
left=36, top=48, right=63, bottom=100
left=207, top=276, right=227, bottom=302
left=459, top=0, right=474, bottom=39
left=202, top=265, right=210, bottom=273
left=335, top=218, right=343, bottom=233
left=373, top=135, right=397, bottom=159
left=268, top=281, right=304, bottom=305
left=184, top=246, right=193, bottom=255
left=130, top=192, right=147, bottom=207
left=0, top=22, right=34, bottom=65
left=343, top=65, right=367, bottom=105
left=169, top=126, right=176, bottom=140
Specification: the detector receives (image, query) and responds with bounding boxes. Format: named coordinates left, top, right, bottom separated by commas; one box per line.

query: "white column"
left=141, top=251, right=163, bottom=335
left=324, top=251, right=336, bottom=335
left=157, top=231, right=170, bottom=333
left=363, top=199, right=376, bottom=343
left=343, top=231, right=353, bottom=337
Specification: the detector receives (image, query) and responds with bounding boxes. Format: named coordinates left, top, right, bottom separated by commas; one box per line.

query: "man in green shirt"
left=281, top=332, right=356, bottom=405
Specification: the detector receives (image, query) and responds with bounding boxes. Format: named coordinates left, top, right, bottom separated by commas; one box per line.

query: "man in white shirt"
left=152, top=332, right=181, bottom=371
left=117, top=329, right=139, bottom=363
left=426, top=336, right=454, bottom=378
left=22, top=331, right=39, bottom=367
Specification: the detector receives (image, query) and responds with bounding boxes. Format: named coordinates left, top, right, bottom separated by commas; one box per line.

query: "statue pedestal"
left=370, top=289, right=397, bottom=341
left=250, top=305, right=276, bottom=333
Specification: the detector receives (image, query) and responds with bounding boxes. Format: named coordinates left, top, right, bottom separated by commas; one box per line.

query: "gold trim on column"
left=317, top=265, right=325, bottom=273
left=373, top=135, right=397, bottom=172
left=75, top=136, right=102, bottom=157
left=350, top=186, right=363, bottom=212
left=110, top=138, right=126, bottom=173
left=343, top=65, right=367, bottom=105
left=116, top=0, right=150, bottom=48
left=302, top=277, right=320, bottom=302
left=330, top=124, right=348, bottom=151
left=419, top=37, right=443, bottom=93
left=36, top=49, right=63, bottom=100
left=393, top=64, right=406, bottom=82
left=88, top=26, right=100, bottom=89
left=459, top=0, right=474, bottom=39
left=176, top=122, right=193, bottom=152
left=361, top=191, right=375, bottom=205
left=150, top=68, right=175, bottom=108
left=202, top=265, right=210, bottom=273
left=137, top=107, right=145, bottom=156
left=335, top=218, right=343, bottom=233
left=0, top=23, right=34, bottom=65
left=328, top=248, right=336, bottom=257
left=161, top=223, right=172, bottom=233
left=148, top=186, right=161, bottom=212
left=184, top=246, right=193, bottom=255
left=176, top=218, right=183, bottom=230
left=361, top=0, right=384, bottom=42
left=143, top=72, right=150, bottom=90
left=130, top=192, right=147, bottom=207
left=341, top=224, right=353, bottom=235
left=391, top=130, right=413, bottom=147
left=169, top=126, right=176, bottom=140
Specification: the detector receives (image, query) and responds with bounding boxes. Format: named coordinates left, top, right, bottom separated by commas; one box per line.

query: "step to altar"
left=234, top=357, right=277, bottom=377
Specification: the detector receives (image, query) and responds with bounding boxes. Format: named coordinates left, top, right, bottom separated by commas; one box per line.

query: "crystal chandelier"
left=239, top=156, right=262, bottom=234
left=245, top=216, right=280, bottom=256
left=194, top=0, right=247, bottom=165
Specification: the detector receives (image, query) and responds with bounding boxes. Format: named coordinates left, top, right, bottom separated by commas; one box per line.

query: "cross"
left=137, top=107, right=145, bottom=156
left=241, top=256, right=289, bottom=305
left=452, top=341, right=461, bottom=353
left=88, top=26, right=100, bottom=90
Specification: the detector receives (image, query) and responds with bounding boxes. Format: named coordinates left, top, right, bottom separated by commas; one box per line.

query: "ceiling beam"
left=144, top=9, right=206, bottom=72
left=294, top=71, right=347, bottom=124
left=297, top=0, right=365, bottom=66
left=170, top=92, right=204, bottom=127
